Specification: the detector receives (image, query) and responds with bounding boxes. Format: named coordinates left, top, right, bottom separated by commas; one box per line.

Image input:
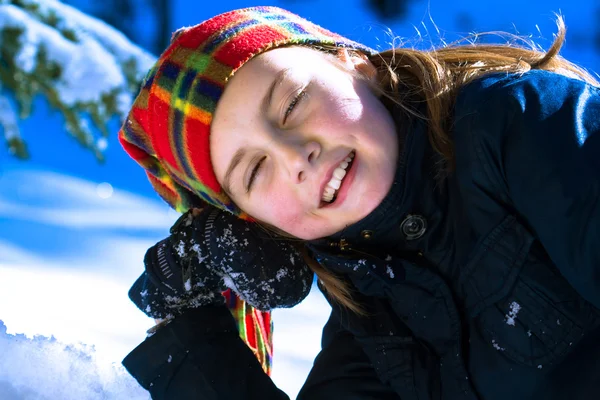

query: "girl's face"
left=211, top=47, right=398, bottom=240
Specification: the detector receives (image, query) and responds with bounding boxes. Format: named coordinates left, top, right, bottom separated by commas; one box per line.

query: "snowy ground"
left=0, top=169, right=330, bottom=399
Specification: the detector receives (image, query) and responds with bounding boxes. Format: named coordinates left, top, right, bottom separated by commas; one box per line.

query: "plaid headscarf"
left=119, top=6, right=373, bottom=374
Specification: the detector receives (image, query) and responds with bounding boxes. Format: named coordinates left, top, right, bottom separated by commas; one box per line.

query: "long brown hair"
left=302, top=16, right=599, bottom=314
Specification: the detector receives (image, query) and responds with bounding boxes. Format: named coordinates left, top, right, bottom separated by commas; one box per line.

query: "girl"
left=119, top=6, right=600, bottom=400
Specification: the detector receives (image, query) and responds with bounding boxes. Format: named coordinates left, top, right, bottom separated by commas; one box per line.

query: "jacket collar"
left=310, top=98, right=455, bottom=263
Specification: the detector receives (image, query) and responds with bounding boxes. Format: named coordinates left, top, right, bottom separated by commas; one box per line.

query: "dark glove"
left=129, top=207, right=314, bottom=320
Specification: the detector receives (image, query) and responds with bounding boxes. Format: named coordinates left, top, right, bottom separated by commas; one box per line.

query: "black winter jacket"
left=123, top=70, right=600, bottom=399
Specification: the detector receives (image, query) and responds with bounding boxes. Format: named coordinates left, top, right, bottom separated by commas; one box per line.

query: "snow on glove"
left=129, top=206, right=314, bottom=319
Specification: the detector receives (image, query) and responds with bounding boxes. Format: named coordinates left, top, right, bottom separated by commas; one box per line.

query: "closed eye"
left=247, top=155, right=266, bottom=193
left=283, top=89, right=306, bottom=125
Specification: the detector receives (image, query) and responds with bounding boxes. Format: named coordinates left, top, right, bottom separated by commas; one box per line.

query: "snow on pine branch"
left=0, top=0, right=155, bottom=161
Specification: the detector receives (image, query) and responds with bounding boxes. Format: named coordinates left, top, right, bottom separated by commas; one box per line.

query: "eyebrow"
left=223, top=147, right=246, bottom=195
left=262, top=67, right=290, bottom=114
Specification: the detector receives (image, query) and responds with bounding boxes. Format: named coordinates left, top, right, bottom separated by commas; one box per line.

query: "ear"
left=337, top=48, right=377, bottom=81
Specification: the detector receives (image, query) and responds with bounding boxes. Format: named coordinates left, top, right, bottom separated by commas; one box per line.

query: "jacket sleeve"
left=123, top=303, right=399, bottom=400
left=456, top=70, right=600, bottom=308
left=122, top=305, right=290, bottom=400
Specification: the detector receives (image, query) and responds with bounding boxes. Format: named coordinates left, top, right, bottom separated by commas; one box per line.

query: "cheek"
left=327, top=94, right=363, bottom=122
left=310, top=98, right=363, bottom=140
left=251, top=190, right=305, bottom=232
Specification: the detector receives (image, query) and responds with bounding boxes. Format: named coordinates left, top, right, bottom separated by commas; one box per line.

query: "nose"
left=273, top=139, right=320, bottom=183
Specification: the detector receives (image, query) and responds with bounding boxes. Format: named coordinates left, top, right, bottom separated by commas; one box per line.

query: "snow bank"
left=0, top=320, right=149, bottom=400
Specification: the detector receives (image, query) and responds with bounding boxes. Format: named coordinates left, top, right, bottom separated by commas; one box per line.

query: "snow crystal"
left=556, top=319, right=561, bottom=326
left=222, top=276, right=237, bottom=293
left=385, top=255, right=392, bottom=261
left=289, top=254, right=296, bottom=266
left=145, top=305, right=151, bottom=313
left=527, top=330, right=532, bottom=337
left=191, top=243, right=208, bottom=264
left=183, top=279, right=191, bottom=292
left=176, top=240, right=186, bottom=258
left=167, top=355, right=172, bottom=363
left=218, top=224, right=239, bottom=247
left=140, top=290, right=148, bottom=298
left=276, top=268, right=288, bottom=281
left=537, top=365, right=543, bottom=369
left=505, top=301, right=521, bottom=326
left=492, top=339, right=505, bottom=351
left=386, top=265, right=395, bottom=279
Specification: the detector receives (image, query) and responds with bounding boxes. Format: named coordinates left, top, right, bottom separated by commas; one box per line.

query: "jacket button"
left=400, top=214, right=427, bottom=240
left=361, top=230, right=374, bottom=240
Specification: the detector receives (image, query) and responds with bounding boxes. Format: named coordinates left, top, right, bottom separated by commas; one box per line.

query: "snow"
left=0, top=321, right=148, bottom=400
left=492, top=339, right=505, bottom=351
left=386, top=265, right=395, bottom=279
left=0, top=90, right=19, bottom=143
left=0, top=169, right=176, bottom=230
left=276, top=268, right=288, bottom=281
left=176, top=240, right=186, bottom=258
left=0, top=2, right=153, bottom=112
left=0, top=0, right=155, bottom=158
left=505, top=301, right=521, bottom=326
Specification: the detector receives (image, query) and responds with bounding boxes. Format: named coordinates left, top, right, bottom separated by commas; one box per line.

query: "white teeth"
left=329, top=179, right=342, bottom=190
left=321, top=151, right=355, bottom=203
left=333, top=167, right=346, bottom=180
left=323, top=186, right=334, bottom=202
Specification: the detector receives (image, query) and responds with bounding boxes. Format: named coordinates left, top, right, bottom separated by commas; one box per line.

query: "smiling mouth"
left=321, top=151, right=355, bottom=203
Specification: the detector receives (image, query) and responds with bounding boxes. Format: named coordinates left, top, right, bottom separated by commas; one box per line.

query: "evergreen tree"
left=0, top=0, right=155, bottom=161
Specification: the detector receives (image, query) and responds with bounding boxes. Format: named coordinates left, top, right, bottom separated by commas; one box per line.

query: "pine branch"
left=0, top=0, right=155, bottom=161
